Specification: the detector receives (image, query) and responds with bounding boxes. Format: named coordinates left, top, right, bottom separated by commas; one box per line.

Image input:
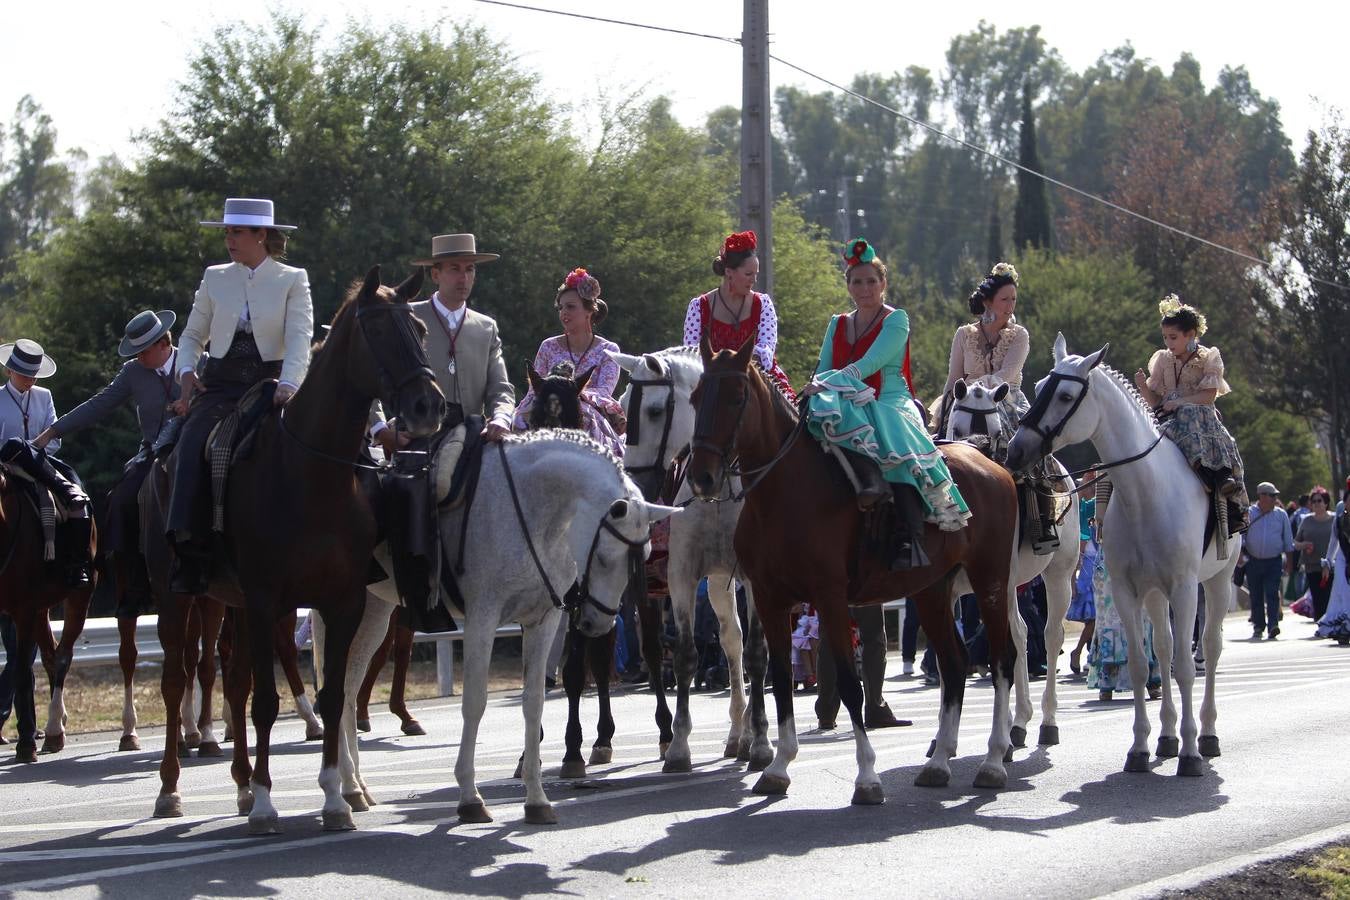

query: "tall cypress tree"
left=1014, top=80, right=1052, bottom=250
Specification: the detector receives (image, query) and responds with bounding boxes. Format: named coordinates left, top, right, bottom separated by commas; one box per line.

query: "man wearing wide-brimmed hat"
left=33, top=311, right=181, bottom=611
left=370, top=233, right=514, bottom=449
left=0, top=339, right=94, bottom=585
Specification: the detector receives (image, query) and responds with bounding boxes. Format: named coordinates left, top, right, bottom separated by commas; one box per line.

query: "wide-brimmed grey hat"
left=0, top=339, right=57, bottom=378
left=200, top=197, right=297, bottom=231
left=119, top=309, right=177, bottom=358
left=411, top=233, right=500, bottom=266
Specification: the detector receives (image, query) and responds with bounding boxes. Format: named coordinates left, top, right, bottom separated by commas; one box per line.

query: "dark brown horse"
left=142, top=266, right=444, bottom=833
left=0, top=466, right=96, bottom=762
left=687, top=336, right=1020, bottom=803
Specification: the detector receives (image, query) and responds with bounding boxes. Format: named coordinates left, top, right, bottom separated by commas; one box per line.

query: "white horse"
left=611, top=346, right=773, bottom=773
left=944, top=377, right=1081, bottom=747
left=1006, top=335, right=1236, bottom=774
left=317, top=431, right=678, bottom=824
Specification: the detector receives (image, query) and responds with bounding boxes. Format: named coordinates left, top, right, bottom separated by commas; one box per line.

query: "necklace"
left=565, top=333, right=595, bottom=371
left=4, top=383, right=31, bottom=439
left=1172, top=348, right=1199, bottom=387
left=851, top=305, right=886, bottom=344
left=715, top=288, right=748, bottom=325
left=432, top=297, right=467, bottom=376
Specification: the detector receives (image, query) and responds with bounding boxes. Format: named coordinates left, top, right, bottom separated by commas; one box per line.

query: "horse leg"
left=559, top=624, right=588, bottom=778
left=663, top=576, right=699, bottom=773
left=275, top=612, right=322, bottom=741
left=218, top=615, right=235, bottom=743
left=1163, top=584, right=1203, bottom=775
left=522, top=615, right=561, bottom=824
left=389, top=623, right=421, bottom=736
left=1039, top=548, right=1075, bottom=746
left=10, top=613, right=39, bottom=763
left=42, top=593, right=88, bottom=755
left=195, top=601, right=224, bottom=756
left=154, top=600, right=190, bottom=816
left=180, top=604, right=203, bottom=751
left=339, top=594, right=391, bottom=809
left=1145, top=590, right=1180, bottom=762
left=741, top=596, right=772, bottom=770
left=243, top=597, right=284, bottom=835
left=974, top=570, right=1015, bottom=789
left=113, top=613, right=143, bottom=751
left=355, top=608, right=396, bottom=733
left=1112, top=585, right=1154, bottom=773
left=752, top=604, right=798, bottom=796
left=316, top=593, right=364, bottom=832
left=454, top=618, right=497, bottom=823
left=1197, top=571, right=1229, bottom=758
left=709, top=578, right=747, bottom=759
left=588, top=627, right=616, bottom=766
left=1006, top=585, right=1032, bottom=748
left=914, top=579, right=965, bottom=787
left=636, top=592, right=672, bottom=757
left=818, top=595, right=881, bottom=805
left=223, top=610, right=255, bottom=817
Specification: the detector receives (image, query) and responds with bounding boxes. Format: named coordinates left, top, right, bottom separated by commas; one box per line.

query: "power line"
left=466, top=0, right=1348, bottom=292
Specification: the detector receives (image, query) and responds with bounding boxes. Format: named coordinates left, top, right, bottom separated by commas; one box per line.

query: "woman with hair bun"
left=682, top=230, right=795, bottom=398
left=512, top=267, right=625, bottom=456
left=1134, top=294, right=1249, bottom=532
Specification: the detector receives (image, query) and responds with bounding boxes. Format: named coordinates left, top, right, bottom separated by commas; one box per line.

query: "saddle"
left=206, top=379, right=278, bottom=532
left=0, top=462, right=61, bottom=560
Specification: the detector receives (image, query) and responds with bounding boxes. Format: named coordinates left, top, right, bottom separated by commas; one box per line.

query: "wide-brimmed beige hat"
left=411, top=233, right=500, bottom=266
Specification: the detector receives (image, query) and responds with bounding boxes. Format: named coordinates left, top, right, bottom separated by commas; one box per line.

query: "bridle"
left=496, top=443, right=648, bottom=618
left=690, top=365, right=805, bottom=502
left=1017, top=368, right=1164, bottom=482
left=623, top=372, right=678, bottom=489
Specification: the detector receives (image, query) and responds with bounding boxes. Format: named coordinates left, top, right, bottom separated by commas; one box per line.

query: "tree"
left=1013, top=81, right=1051, bottom=250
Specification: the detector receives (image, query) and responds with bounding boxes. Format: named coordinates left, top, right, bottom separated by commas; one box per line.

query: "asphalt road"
left=2, top=613, right=1348, bottom=899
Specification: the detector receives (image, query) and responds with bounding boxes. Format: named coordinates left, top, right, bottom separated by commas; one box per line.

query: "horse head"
left=327, top=266, right=445, bottom=438
left=611, top=346, right=702, bottom=501
left=945, top=378, right=1008, bottom=451
left=1007, top=333, right=1109, bottom=473
left=686, top=334, right=758, bottom=500
left=524, top=361, right=591, bottom=431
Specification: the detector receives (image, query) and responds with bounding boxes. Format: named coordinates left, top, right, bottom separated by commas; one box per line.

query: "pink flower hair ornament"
left=561, top=267, right=601, bottom=302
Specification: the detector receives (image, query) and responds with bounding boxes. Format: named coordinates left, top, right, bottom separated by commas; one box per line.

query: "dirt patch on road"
left=1175, top=842, right=1350, bottom=898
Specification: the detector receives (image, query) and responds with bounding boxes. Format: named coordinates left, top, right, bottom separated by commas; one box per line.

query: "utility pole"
left=741, top=0, right=772, bottom=293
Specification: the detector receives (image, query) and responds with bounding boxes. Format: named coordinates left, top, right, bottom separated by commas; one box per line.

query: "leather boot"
left=12, top=443, right=90, bottom=509
left=1033, top=487, right=1060, bottom=556
left=843, top=450, right=889, bottom=511
left=169, top=538, right=209, bottom=595
left=890, top=485, right=931, bottom=570
left=61, top=517, right=94, bottom=587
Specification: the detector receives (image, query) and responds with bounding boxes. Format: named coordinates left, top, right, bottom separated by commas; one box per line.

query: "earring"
left=981, top=308, right=996, bottom=325
left=1186, top=337, right=1199, bottom=353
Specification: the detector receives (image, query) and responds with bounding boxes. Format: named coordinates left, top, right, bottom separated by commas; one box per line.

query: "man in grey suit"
left=35, top=310, right=180, bottom=611
left=371, top=233, right=514, bottom=452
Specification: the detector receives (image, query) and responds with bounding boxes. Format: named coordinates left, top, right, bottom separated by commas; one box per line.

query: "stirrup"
left=1032, top=518, right=1060, bottom=555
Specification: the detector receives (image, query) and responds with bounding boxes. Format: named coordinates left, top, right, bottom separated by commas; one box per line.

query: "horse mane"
left=751, top=359, right=800, bottom=423
left=1096, top=364, right=1159, bottom=431
left=503, top=428, right=628, bottom=483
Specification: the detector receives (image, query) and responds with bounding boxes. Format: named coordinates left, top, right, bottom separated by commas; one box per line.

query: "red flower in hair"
left=722, top=230, right=757, bottom=255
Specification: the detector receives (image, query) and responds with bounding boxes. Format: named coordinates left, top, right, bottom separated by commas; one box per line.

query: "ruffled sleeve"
left=682, top=296, right=705, bottom=350
left=754, top=293, right=779, bottom=371
left=1145, top=349, right=1170, bottom=395
left=1196, top=346, right=1231, bottom=397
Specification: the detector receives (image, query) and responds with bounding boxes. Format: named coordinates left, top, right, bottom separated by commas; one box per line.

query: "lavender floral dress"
left=512, top=335, right=625, bottom=458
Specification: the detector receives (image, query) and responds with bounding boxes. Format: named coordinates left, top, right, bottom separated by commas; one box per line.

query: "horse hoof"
left=974, top=765, right=1008, bottom=790
left=925, top=739, right=936, bottom=759
left=1199, top=735, right=1221, bottom=758
left=1156, top=736, right=1180, bottom=758
left=247, top=814, right=282, bottom=836
left=723, top=740, right=740, bottom=759
left=662, top=756, right=692, bottom=774
left=748, top=749, right=773, bottom=773
left=851, top=783, right=885, bottom=806
left=153, top=792, right=183, bottom=818
left=322, top=809, right=356, bottom=832
left=1003, top=746, right=1014, bottom=764
left=559, top=759, right=587, bottom=779
left=177, top=740, right=190, bottom=759
left=1009, top=725, right=1027, bottom=748
left=118, top=734, right=142, bottom=752
left=524, top=803, right=558, bottom=825
left=356, top=719, right=371, bottom=734
left=401, top=720, right=426, bottom=737
left=914, top=766, right=950, bottom=788
left=735, top=745, right=751, bottom=763
left=344, top=791, right=370, bottom=813
left=185, top=733, right=201, bottom=750
left=752, top=773, right=790, bottom=795
left=14, top=742, right=38, bottom=764
left=222, top=732, right=234, bottom=744
left=1038, top=725, right=1060, bottom=746
left=457, top=802, right=492, bottom=824
left=1124, top=751, right=1151, bottom=773
left=305, top=728, right=324, bottom=742
left=659, top=741, right=671, bottom=761
left=1177, top=755, right=1205, bottom=777
left=40, top=733, right=65, bottom=754
left=589, top=746, right=613, bottom=766
left=197, top=741, right=223, bottom=758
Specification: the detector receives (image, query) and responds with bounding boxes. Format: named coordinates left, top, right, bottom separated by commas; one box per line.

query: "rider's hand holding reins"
left=174, top=371, right=199, bottom=416
left=375, top=422, right=411, bottom=456
left=482, top=421, right=510, bottom=442
left=273, top=383, right=296, bottom=406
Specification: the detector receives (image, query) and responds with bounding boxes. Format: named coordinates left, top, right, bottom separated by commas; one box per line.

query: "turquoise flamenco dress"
left=805, top=308, right=970, bottom=531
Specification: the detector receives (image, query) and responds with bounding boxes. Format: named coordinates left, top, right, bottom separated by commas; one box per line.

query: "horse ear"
left=1053, top=332, right=1068, bottom=364
left=953, top=378, right=968, bottom=401
left=1084, top=343, right=1110, bottom=371
left=641, top=500, right=682, bottom=523
left=526, top=362, right=543, bottom=392
left=359, top=266, right=382, bottom=303
left=641, top=353, right=667, bottom=378
left=608, top=350, right=641, bottom=373
left=733, top=334, right=755, bottom=369
left=574, top=366, right=594, bottom=393
left=993, top=382, right=1010, bottom=403
left=394, top=268, right=424, bottom=302
left=698, top=334, right=713, bottom=366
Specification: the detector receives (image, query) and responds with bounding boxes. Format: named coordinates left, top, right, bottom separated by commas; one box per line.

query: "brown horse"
left=142, top=266, right=444, bottom=833
left=686, top=336, right=1020, bottom=803
left=0, top=466, right=96, bottom=762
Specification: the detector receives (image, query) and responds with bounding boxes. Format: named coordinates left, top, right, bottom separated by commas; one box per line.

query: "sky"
left=3, top=1, right=1346, bottom=167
